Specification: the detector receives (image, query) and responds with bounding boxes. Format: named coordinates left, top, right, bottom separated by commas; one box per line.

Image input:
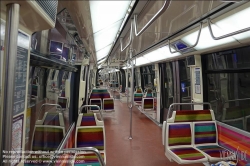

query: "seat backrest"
left=167, top=123, right=192, bottom=147
left=135, top=88, right=142, bottom=93
left=170, top=110, right=214, bottom=123
left=103, top=98, right=114, bottom=110
left=76, top=126, right=105, bottom=150
left=42, top=112, right=64, bottom=127
left=79, top=113, right=97, bottom=126
left=142, top=98, right=154, bottom=109
left=193, top=121, right=217, bottom=145
left=57, top=97, right=68, bottom=109
left=89, top=99, right=102, bottom=110
left=102, top=92, right=111, bottom=98
left=32, top=125, right=65, bottom=151
left=134, top=93, right=143, bottom=102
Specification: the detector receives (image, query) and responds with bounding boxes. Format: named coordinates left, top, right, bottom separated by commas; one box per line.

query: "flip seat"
left=74, top=153, right=105, bottom=166
left=141, top=98, right=154, bottom=111
left=36, top=112, right=65, bottom=127
left=75, top=126, right=106, bottom=163
left=134, top=93, right=143, bottom=106
left=103, top=92, right=114, bottom=112
left=31, top=126, right=65, bottom=151
left=165, top=123, right=207, bottom=164
left=77, top=113, right=104, bottom=126
left=193, top=121, right=235, bottom=162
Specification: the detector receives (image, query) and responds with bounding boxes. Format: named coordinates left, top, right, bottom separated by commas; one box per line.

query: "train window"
left=204, top=46, right=250, bottom=132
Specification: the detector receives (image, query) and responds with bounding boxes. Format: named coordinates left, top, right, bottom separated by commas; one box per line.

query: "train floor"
left=103, top=100, right=203, bottom=166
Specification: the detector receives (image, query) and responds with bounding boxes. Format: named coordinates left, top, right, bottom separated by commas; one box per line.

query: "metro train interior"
left=1, top=0, right=250, bottom=166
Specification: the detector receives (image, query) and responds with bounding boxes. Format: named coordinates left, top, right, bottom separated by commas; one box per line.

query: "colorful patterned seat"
left=31, top=126, right=65, bottom=151
left=36, top=112, right=64, bottom=127
left=193, top=122, right=235, bottom=162
left=74, top=153, right=105, bottom=166
left=134, top=93, right=143, bottom=106
left=165, top=123, right=207, bottom=164
left=77, top=113, right=104, bottom=127
left=167, top=110, right=214, bottom=123
left=75, top=126, right=106, bottom=163
left=103, top=98, right=114, bottom=112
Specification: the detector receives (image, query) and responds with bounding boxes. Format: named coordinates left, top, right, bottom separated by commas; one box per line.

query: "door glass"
left=178, top=59, right=191, bottom=109
left=206, top=49, right=250, bottom=132
left=163, top=63, right=174, bottom=121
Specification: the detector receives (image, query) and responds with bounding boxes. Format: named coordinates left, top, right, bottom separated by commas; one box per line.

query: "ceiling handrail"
left=134, top=0, right=171, bottom=36
left=120, top=20, right=133, bottom=52
left=207, top=17, right=250, bottom=40
left=168, top=22, right=203, bottom=54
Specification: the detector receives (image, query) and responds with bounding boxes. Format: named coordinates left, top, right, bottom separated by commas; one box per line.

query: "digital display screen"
left=175, top=42, right=187, bottom=50
left=50, top=40, right=63, bottom=54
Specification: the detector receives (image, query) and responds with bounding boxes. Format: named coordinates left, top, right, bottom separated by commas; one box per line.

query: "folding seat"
left=164, top=122, right=208, bottom=164
left=193, top=121, right=235, bottom=162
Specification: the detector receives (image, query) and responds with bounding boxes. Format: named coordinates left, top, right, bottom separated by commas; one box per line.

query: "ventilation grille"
left=36, top=0, right=58, bottom=23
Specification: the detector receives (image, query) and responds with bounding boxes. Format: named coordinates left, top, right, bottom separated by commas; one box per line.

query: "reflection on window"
left=205, top=47, right=250, bottom=133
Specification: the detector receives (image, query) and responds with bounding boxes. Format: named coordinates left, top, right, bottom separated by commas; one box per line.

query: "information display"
left=13, top=31, right=29, bottom=115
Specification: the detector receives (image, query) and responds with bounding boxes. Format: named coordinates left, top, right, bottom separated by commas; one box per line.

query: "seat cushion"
left=170, top=147, right=206, bottom=160
left=76, top=127, right=104, bottom=150
left=103, top=99, right=114, bottom=110
left=74, top=153, right=105, bottom=166
left=32, top=126, right=64, bottom=151
left=196, top=145, right=233, bottom=158
left=81, top=113, right=96, bottom=126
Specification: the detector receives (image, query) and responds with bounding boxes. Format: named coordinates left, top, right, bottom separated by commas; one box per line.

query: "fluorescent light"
left=143, top=46, right=180, bottom=62
left=211, top=4, right=250, bottom=41
left=182, top=25, right=236, bottom=50
left=96, top=45, right=112, bottom=61
left=89, top=1, right=132, bottom=61
left=135, top=56, right=151, bottom=66
left=181, top=3, right=250, bottom=49
left=94, top=20, right=123, bottom=51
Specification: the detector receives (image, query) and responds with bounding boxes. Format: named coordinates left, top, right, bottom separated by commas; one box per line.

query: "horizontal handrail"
left=120, top=20, right=133, bottom=52
left=224, top=98, right=250, bottom=103
left=62, top=147, right=106, bottom=166
left=37, top=103, right=63, bottom=120
left=134, top=0, right=171, bottom=36
left=166, top=102, right=212, bottom=120
left=168, top=22, right=203, bottom=54
left=207, top=18, right=250, bottom=40
left=79, top=105, right=103, bottom=121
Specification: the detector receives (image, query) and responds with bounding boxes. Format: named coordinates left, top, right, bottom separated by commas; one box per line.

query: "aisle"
left=104, top=100, right=203, bottom=166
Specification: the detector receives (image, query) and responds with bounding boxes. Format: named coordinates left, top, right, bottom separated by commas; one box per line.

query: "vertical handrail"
left=0, top=3, right=20, bottom=164
left=37, top=103, right=63, bottom=120
left=207, top=18, right=250, bottom=40
left=134, top=0, right=171, bottom=36
left=168, top=22, right=203, bottom=54
left=79, top=105, right=103, bottom=121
